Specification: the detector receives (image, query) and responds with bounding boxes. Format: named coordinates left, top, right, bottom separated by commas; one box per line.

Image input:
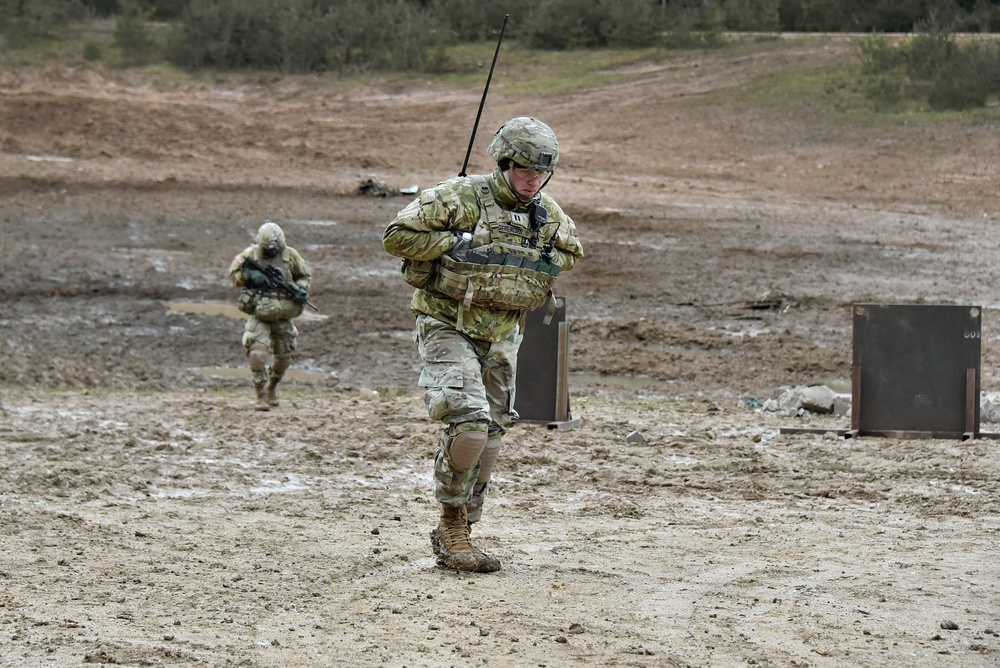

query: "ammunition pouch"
left=431, top=253, right=558, bottom=311
left=254, top=294, right=304, bottom=322
left=400, top=258, right=436, bottom=289
left=237, top=289, right=258, bottom=315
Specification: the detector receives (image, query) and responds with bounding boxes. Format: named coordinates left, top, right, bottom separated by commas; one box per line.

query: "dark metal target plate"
left=514, top=298, right=569, bottom=424
left=852, top=303, right=981, bottom=436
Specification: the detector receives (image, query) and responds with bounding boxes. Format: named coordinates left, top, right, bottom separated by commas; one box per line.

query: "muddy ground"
left=1, top=36, right=1000, bottom=667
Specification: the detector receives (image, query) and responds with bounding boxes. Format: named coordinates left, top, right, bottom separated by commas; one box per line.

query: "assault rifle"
left=242, top=256, right=318, bottom=311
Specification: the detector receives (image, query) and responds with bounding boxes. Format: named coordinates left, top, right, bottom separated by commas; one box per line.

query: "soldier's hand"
left=293, top=287, right=309, bottom=305
left=244, top=268, right=271, bottom=289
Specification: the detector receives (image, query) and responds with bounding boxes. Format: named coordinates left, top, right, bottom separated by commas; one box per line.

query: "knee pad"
left=248, top=349, right=268, bottom=372
left=448, top=429, right=488, bottom=472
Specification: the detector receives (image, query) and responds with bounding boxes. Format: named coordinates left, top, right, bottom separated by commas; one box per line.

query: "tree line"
left=1, top=0, right=998, bottom=110
left=3, top=0, right=1000, bottom=59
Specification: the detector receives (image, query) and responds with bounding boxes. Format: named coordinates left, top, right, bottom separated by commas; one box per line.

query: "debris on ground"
left=762, top=385, right=849, bottom=417
left=358, top=175, right=419, bottom=197
left=744, top=290, right=797, bottom=312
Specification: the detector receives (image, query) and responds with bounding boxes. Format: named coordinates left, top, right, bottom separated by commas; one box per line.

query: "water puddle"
left=168, top=301, right=245, bottom=319
left=250, top=474, right=309, bottom=494
left=26, top=155, right=73, bottom=162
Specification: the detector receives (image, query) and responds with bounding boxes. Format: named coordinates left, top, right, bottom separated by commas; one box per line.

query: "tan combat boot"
left=430, top=504, right=500, bottom=573
left=254, top=381, right=270, bottom=412
left=268, top=356, right=291, bottom=408
left=265, top=377, right=280, bottom=407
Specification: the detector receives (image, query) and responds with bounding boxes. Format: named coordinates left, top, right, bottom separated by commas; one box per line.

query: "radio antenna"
left=459, top=14, right=509, bottom=177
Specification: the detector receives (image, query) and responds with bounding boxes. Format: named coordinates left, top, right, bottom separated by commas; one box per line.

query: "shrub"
left=428, top=0, right=533, bottom=43
left=164, top=0, right=443, bottom=74
left=0, top=0, right=88, bottom=49
left=114, top=0, right=158, bottom=66
left=522, top=0, right=609, bottom=49
left=662, top=0, right=726, bottom=50
left=859, top=28, right=1000, bottom=111
left=82, top=39, right=102, bottom=61
left=859, top=33, right=906, bottom=77
left=925, top=38, right=999, bottom=110
left=602, top=0, right=661, bottom=48
left=724, top=0, right=781, bottom=32
left=519, top=0, right=660, bottom=50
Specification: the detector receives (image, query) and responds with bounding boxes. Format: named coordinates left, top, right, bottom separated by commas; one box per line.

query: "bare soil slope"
left=1, top=36, right=999, bottom=667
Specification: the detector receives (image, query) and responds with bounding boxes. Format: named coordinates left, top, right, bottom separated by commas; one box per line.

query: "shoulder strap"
left=469, top=174, right=501, bottom=226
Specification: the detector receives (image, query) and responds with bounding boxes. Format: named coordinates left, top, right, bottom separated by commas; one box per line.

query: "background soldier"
left=383, top=117, right=584, bottom=572
left=228, top=221, right=312, bottom=411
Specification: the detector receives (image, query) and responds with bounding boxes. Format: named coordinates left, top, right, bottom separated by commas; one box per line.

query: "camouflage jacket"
left=382, top=166, right=583, bottom=343
left=228, top=245, right=312, bottom=293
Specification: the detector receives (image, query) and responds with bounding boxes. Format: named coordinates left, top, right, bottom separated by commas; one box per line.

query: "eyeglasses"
left=512, top=165, right=552, bottom=180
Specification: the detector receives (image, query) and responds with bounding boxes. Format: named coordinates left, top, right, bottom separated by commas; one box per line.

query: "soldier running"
left=228, top=221, right=313, bottom=411
left=383, top=117, right=584, bottom=572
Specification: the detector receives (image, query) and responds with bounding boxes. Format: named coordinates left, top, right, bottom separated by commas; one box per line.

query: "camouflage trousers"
left=242, top=317, right=298, bottom=385
left=415, top=313, right=522, bottom=510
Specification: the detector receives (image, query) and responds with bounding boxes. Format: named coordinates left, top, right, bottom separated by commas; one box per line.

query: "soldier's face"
left=507, top=165, right=549, bottom=199
left=262, top=240, right=280, bottom=258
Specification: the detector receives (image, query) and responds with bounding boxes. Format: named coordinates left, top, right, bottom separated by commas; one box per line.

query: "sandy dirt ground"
left=2, top=35, right=1000, bottom=667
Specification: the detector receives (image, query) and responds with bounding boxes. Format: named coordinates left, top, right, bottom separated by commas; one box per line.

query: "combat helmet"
left=256, top=220, right=286, bottom=257
left=487, top=117, right=559, bottom=172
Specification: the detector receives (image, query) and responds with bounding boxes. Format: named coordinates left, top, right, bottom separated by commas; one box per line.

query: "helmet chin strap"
left=538, top=172, right=553, bottom=192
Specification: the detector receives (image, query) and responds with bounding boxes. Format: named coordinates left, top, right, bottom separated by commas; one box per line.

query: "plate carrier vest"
left=402, top=175, right=561, bottom=325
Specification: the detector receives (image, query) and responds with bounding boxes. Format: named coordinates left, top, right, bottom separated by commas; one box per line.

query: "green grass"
left=438, top=42, right=678, bottom=95
left=2, top=20, right=996, bottom=129
left=674, top=34, right=998, bottom=131
left=0, top=18, right=116, bottom=66
left=441, top=34, right=843, bottom=98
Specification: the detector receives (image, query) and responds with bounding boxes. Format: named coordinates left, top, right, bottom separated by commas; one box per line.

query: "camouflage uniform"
left=383, top=117, right=584, bottom=571
left=228, top=222, right=312, bottom=411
